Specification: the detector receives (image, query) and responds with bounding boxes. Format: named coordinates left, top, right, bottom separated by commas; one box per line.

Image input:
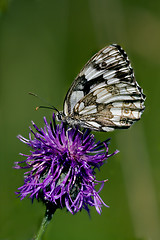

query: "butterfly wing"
left=73, top=85, right=145, bottom=131
left=63, top=44, right=145, bottom=131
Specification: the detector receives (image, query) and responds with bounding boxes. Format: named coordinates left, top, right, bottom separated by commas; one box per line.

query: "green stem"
left=34, top=205, right=57, bottom=240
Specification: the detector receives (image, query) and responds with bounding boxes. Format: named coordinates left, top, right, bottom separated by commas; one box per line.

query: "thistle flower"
left=15, top=114, right=118, bottom=215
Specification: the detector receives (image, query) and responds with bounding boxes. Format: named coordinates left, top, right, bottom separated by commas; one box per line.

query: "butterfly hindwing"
left=73, top=87, right=144, bottom=131
left=63, top=44, right=145, bottom=131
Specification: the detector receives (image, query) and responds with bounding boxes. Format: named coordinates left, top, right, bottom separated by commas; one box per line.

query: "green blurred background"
left=0, top=0, right=160, bottom=239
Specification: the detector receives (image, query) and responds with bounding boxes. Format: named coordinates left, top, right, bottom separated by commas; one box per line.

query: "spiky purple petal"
left=15, top=114, right=118, bottom=214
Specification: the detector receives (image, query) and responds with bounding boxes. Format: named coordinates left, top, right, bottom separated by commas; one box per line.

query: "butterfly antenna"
left=28, top=92, right=59, bottom=113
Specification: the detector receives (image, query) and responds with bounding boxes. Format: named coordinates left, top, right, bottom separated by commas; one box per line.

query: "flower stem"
left=34, top=204, right=57, bottom=240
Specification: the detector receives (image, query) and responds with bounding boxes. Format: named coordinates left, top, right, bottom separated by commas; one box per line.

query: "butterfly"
left=56, top=44, right=146, bottom=131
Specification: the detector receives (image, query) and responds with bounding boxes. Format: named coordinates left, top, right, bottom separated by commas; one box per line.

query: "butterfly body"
left=57, top=44, right=145, bottom=132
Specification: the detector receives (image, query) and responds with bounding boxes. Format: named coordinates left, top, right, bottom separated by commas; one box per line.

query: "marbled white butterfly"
left=56, top=44, right=146, bottom=131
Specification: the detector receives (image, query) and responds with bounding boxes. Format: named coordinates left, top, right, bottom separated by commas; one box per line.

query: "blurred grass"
left=0, top=0, right=160, bottom=240
left=0, top=0, right=12, bottom=15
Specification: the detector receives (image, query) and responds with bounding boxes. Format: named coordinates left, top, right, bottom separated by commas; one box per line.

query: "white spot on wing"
left=64, top=101, right=68, bottom=115
left=103, top=56, right=116, bottom=65
left=95, top=92, right=112, bottom=103
left=110, top=108, right=122, bottom=116
left=102, top=126, right=114, bottom=132
left=84, top=66, right=93, bottom=76
left=103, top=70, right=116, bottom=79
left=85, top=66, right=104, bottom=81
left=79, top=105, right=97, bottom=115
left=70, top=91, right=84, bottom=113
left=109, top=49, right=118, bottom=55
left=87, top=121, right=101, bottom=128
left=97, top=95, right=133, bottom=104
left=96, top=89, right=110, bottom=99
left=102, top=47, right=110, bottom=54
left=134, top=101, right=141, bottom=108
left=112, top=102, right=123, bottom=108
left=131, top=110, right=140, bottom=119
left=90, top=82, right=106, bottom=92
left=93, top=87, right=108, bottom=97
left=78, top=102, right=84, bottom=111
left=106, top=78, right=120, bottom=85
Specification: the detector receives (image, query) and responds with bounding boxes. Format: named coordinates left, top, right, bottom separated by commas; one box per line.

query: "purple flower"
left=15, top=114, right=118, bottom=215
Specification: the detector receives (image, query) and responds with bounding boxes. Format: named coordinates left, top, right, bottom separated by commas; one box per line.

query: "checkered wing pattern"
left=63, top=44, right=145, bottom=131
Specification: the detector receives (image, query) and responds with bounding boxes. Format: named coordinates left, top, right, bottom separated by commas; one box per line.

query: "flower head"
left=15, top=114, right=118, bottom=215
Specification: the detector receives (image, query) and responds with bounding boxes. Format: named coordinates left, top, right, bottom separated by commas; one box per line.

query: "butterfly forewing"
left=63, top=44, right=145, bottom=131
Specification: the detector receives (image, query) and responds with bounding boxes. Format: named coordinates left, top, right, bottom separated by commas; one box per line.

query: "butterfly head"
left=56, top=111, right=66, bottom=122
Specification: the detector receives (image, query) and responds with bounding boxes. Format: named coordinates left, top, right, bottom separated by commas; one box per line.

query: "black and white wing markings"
left=73, top=87, right=145, bottom=131
left=62, top=44, right=145, bottom=131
